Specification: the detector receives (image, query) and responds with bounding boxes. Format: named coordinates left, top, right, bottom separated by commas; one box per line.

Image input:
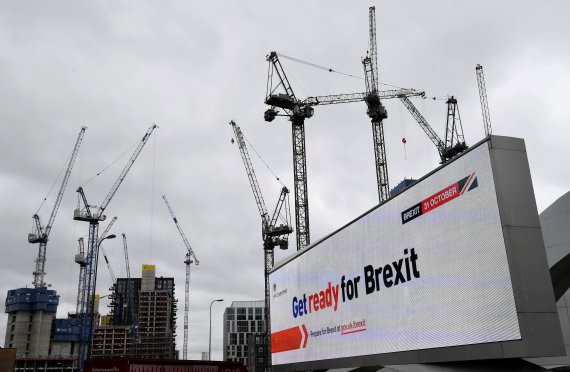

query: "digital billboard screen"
left=269, top=140, right=522, bottom=366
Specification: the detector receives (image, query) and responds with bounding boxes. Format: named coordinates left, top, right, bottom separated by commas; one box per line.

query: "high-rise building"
left=94, top=264, right=177, bottom=359
left=4, top=287, right=59, bottom=357
left=222, top=300, right=265, bottom=366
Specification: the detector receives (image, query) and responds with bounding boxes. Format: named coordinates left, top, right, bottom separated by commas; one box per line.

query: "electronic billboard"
left=269, top=136, right=563, bottom=370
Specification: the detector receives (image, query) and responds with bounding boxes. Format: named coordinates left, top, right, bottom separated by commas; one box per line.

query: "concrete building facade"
left=3, top=288, right=59, bottom=357
left=223, top=300, right=266, bottom=367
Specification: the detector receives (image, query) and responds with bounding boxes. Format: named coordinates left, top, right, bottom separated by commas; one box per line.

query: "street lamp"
left=209, top=299, right=224, bottom=361
left=86, top=234, right=116, bottom=356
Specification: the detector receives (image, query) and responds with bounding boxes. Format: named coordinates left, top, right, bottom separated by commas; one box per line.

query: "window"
left=237, top=321, right=249, bottom=332
left=237, top=308, right=246, bottom=320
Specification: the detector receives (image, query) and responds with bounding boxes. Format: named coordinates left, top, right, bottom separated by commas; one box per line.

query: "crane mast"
left=29, top=126, right=86, bottom=288
left=362, top=6, right=390, bottom=202
left=476, top=64, right=492, bottom=136
left=75, top=238, right=86, bottom=314
left=162, top=195, right=199, bottom=360
left=75, top=216, right=117, bottom=317
left=230, top=120, right=293, bottom=372
left=265, top=52, right=312, bottom=251
left=74, top=124, right=156, bottom=371
left=122, top=234, right=139, bottom=357
left=442, top=96, right=467, bottom=160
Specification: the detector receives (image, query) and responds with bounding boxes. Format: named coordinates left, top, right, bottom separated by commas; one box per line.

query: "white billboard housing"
left=269, top=136, right=564, bottom=370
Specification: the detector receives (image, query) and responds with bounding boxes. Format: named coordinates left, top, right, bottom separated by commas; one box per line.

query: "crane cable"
left=238, top=131, right=286, bottom=189
left=81, top=142, right=138, bottom=187
left=276, top=52, right=423, bottom=91
left=35, top=148, right=74, bottom=214
left=277, top=52, right=364, bottom=80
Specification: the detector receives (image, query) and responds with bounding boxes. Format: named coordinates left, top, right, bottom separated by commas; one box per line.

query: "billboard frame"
left=270, top=136, right=564, bottom=371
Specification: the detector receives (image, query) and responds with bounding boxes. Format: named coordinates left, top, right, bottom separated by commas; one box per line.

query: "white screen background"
left=270, top=143, right=520, bottom=365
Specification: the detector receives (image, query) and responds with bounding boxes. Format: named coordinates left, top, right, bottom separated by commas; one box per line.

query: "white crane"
left=162, top=195, right=199, bottom=360
left=74, top=124, right=157, bottom=370
left=476, top=64, right=493, bottom=136
left=29, top=126, right=86, bottom=287
left=122, top=233, right=139, bottom=357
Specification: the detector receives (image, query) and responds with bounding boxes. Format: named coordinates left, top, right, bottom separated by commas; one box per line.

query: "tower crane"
left=361, top=6, right=390, bottom=201
left=264, top=51, right=425, bottom=247
left=398, top=95, right=467, bottom=163
left=264, top=51, right=312, bottom=251
left=122, top=233, right=139, bottom=357
left=29, top=126, right=86, bottom=288
left=75, top=216, right=118, bottom=316
left=74, top=124, right=157, bottom=371
left=476, top=64, right=492, bottom=136
left=230, top=120, right=293, bottom=372
left=162, top=195, right=199, bottom=360
left=75, top=238, right=86, bottom=315
left=444, top=96, right=467, bottom=159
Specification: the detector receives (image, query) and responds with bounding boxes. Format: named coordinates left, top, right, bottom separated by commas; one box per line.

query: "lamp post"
left=86, top=234, right=116, bottom=356
left=209, top=299, right=224, bottom=361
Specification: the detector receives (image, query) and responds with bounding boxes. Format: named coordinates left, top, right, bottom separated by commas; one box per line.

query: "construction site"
left=1, top=3, right=569, bottom=372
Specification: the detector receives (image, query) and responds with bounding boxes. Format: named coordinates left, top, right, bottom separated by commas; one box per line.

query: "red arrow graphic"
left=272, top=325, right=308, bottom=353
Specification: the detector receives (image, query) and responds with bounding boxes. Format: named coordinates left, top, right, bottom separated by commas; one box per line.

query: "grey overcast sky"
left=1, top=0, right=569, bottom=360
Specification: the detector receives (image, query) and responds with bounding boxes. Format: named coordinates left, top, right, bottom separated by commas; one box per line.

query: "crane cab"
left=28, top=233, right=47, bottom=244
left=73, top=208, right=106, bottom=222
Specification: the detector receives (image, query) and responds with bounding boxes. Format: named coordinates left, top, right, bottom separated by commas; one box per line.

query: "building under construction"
left=93, top=264, right=177, bottom=359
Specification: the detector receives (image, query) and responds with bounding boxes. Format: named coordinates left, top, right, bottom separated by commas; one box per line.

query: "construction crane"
left=230, top=120, right=293, bottom=372
left=401, top=96, right=467, bottom=162
left=162, top=195, right=199, bottom=360
left=74, top=124, right=157, bottom=371
left=264, top=51, right=312, bottom=251
left=444, top=96, right=467, bottom=159
left=75, top=216, right=118, bottom=316
left=398, top=95, right=466, bottom=162
left=122, top=233, right=139, bottom=357
left=476, top=64, right=492, bottom=136
left=264, top=50, right=426, bottom=246
left=361, top=6, right=391, bottom=201
left=29, top=126, right=86, bottom=288
left=75, top=238, right=86, bottom=315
